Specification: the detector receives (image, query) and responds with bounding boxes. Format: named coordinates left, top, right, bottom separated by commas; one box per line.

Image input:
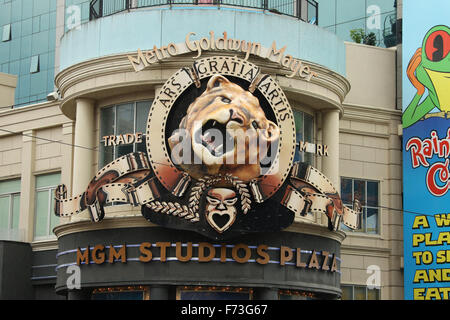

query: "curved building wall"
left=59, top=8, right=346, bottom=76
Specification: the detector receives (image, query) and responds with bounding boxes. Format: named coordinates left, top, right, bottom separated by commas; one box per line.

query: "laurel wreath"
left=224, top=174, right=252, bottom=214
left=146, top=201, right=196, bottom=221
left=145, top=174, right=252, bottom=223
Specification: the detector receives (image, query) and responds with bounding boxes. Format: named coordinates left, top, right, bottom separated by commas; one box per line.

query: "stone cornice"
left=54, top=215, right=346, bottom=244
left=341, top=244, right=391, bottom=257
left=285, top=222, right=347, bottom=244
left=31, top=238, right=59, bottom=251
left=0, top=101, right=72, bottom=137
left=54, top=216, right=157, bottom=239
left=55, top=51, right=350, bottom=119
left=343, top=102, right=402, bottom=119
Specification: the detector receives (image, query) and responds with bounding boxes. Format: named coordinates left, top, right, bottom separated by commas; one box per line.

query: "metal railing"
left=89, top=0, right=319, bottom=25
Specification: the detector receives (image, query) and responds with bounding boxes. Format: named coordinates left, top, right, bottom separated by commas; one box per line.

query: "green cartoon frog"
left=403, top=25, right=450, bottom=128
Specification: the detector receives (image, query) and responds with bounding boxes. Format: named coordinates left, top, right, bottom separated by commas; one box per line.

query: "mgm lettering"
left=76, top=242, right=339, bottom=273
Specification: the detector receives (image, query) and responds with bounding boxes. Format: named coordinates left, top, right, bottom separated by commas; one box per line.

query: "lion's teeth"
left=212, top=121, right=217, bottom=127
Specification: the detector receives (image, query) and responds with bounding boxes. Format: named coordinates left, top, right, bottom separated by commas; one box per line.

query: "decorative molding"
left=54, top=214, right=346, bottom=243
left=341, top=244, right=391, bottom=258
left=0, top=102, right=70, bottom=138
left=31, top=239, right=59, bottom=251
left=342, top=103, right=402, bottom=120
left=55, top=51, right=350, bottom=120
left=285, top=221, right=347, bottom=244
left=339, top=128, right=390, bottom=139
left=54, top=216, right=157, bottom=238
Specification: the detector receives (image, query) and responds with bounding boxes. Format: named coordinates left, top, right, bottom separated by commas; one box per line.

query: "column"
left=321, top=109, right=340, bottom=226
left=150, top=285, right=170, bottom=300
left=253, top=287, right=279, bottom=300
left=60, top=122, right=75, bottom=225
left=19, top=130, right=36, bottom=243
left=67, top=288, right=91, bottom=300
left=321, top=109, right=340, bottom=187
left=71, top=98, right=95, bottom=221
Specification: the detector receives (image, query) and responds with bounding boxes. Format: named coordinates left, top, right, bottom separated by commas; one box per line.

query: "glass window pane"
left=136, top=101, right=151, bottom=155
left=35, top=190, right=49, bottom=238
left=367, top=288, right=380, bottom=300
left=116, top=103, right=134, bottom=134
left=136, top=141, right=146, bottom=154
left=355, top=207, right=367, bottom=233
left=2, top=24, right=11, bottom=42
left=304, top=113, right=314, bottom=165
left=36, top=173, right=60, bottom=188
left=366, top=208, right=378, bottom=234
left=336, top=0, right=366, bottom=24
left=136, top=101, right=151, bottom=133
left=0, top=179, right=21, bottom=194
left=354, top=286, right=366, bottom=300
left=30, top=55, right=39, bottom=73
left=117, top=144, right=133, bottom=158
left=100, top=106, right=115, bottom=167
left=341, top=286, right=353, bottom=300
left=12, top=194, right=20, bottom=230
left=308, top=2, right=318, bottom=24
left=0, top=196, right=10, bottom=229
left=317, top=0, right=336, bottom=28
left=294, top=110, right=304, bottom=135
left=116, top=103, right=134, bottom=157
left=304, top=113, right=314, bottom=142
left=353, top=180, right=365, bottom=205
left=49, top=188, right=59, bottom=232
left=337, top=19, right=366, bottom=43
left=367, top=181, right=378, bottom=207
left=341, top=178, right=352, bottom=204
left=92, top=291, right=144, bottom=300
left=294, top=111, right=304, bottom=162
left=179, top=290, right=250, bottom=300
left=100, top=106, right=115, bottom=138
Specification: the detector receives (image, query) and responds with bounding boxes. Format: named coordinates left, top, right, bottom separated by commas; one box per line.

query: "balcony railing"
left=89, top=0, right=319, bottom=25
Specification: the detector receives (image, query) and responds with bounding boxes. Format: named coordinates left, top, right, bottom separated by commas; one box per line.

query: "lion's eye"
left=221, top=97, right=231, bottom=103
left=252, top=121, right=259, bottom=129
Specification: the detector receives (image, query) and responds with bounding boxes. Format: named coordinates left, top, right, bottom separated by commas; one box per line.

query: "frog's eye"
left=425, top=29, right=450, bottom=62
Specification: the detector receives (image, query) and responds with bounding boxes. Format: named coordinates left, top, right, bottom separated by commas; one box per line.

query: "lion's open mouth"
left=194, top=120, right=235, bottom=157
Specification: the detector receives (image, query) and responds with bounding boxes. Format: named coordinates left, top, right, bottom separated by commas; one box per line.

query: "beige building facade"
left=0, top=3, right=403, bottom=300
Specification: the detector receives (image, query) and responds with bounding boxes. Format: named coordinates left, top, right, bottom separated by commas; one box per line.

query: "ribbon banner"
left=54, top=152, right=360, bottom=238
left=54, top=56, right=360, bottom=240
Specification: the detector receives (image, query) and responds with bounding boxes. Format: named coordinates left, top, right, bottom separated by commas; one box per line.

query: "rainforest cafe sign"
left=127, top=31, right=317, bottom=81
left=54, top=56, right=360, bottom=240
left=405, top=129, right=450, bottom=196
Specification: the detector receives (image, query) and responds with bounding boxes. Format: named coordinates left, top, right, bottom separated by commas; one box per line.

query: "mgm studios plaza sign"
left=54, top=33, right=360, bottom=243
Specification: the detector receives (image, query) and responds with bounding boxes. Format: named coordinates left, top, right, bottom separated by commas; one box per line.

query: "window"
left=0, top=179, right=21, bottom=237
left=341, top=177, right=379, bottom=234
left=341, top=285, right=380, bottom=300
left=99, top=100, right=151, bottom=168
left=177, top=286, right=252, bottom=300
left=2, top=24, right=11, bottom=42
left=91, top=286, right=150, bottom=300
left=279, top=289, right=317, bottom=300
left=34, top=173, right=60, bottom=239
left=30, top=55, right=39, bottom=73
left=293, top=110, right=314, bottom=165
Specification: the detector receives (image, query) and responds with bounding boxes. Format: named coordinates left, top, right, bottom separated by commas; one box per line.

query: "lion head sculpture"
left=168, top=74, right=280, bottom=181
